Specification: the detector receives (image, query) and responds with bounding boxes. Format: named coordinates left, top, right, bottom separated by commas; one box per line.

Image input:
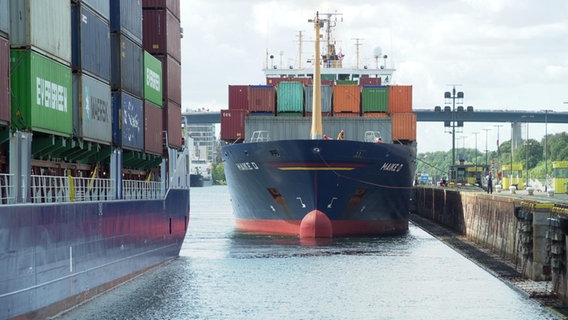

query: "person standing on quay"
left=486, top=172, right=493, bottom=194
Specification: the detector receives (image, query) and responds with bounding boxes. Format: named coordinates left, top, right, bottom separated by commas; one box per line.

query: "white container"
left=10, top=0, right=72, bottom=64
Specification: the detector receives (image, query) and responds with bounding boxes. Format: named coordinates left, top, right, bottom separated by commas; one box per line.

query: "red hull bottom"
left=235, top=218, right=408, bottom=237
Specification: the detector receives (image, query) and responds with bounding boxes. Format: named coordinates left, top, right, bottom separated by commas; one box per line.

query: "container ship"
left=0, top=1, right=189, bottom=319
left=221, top=12, right=417, bottom=238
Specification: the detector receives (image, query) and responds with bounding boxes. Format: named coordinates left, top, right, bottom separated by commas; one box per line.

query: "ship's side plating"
left=222, top=139, right=415, bottom=236
left=0, top=189, right=189, bottom=319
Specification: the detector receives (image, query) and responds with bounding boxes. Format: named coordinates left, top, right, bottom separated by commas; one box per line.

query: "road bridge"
left=184, top=110, right=568, bottom=124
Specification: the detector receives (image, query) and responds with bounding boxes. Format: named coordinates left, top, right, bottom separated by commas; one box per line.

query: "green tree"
left=211, top=162, right=226, bottom=185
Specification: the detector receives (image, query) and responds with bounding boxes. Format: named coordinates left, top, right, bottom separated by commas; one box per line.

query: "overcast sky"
left=180, top=0, right=568, bottom=153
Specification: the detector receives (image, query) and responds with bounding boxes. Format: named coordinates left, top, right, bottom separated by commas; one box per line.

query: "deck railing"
left=26, top=175, right=164, bottom=204
left=0, top=173, right=15, bottom=204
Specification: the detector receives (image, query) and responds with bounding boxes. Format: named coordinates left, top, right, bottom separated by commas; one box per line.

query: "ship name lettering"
left=380, top=162, right=403, bottom=172
left=235, top=162, right=259, bottom=171
left=146, top=68, right=161, bottom=92
left=36, top=77, right=68, bottom=112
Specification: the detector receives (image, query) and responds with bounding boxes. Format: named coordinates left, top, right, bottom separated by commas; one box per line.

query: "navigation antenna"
left=353, top=38, right=363, bottom=69
left=296, top=31, right=303, bottom=69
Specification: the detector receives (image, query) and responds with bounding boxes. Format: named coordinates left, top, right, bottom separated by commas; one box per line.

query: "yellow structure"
left=450, top=164, right=487, bottom=186
left=553, top=161, right=568, bottom=194
left=501, top=164, right=524, bottom=190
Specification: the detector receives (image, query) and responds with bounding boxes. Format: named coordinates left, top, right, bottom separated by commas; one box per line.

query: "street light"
left=482, top=128, right=491, bottom=171
left=543, top=110, right=553, bottom=191
left=472, top=131, right=479, bottom=168
left=441, top=86, right=464, bottom=181
left=521, top=115, right=534, bottom=187
left=494, top=124, right=503, bottom=181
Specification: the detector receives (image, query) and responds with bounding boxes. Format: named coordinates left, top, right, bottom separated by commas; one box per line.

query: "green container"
left=336, top=80, right=358, bottom=85
left=143, top=51, right=163, bottom=107
left=11, top=50, right=72, bottom=136
left=321, top=74, right=336, bottom=81
left=362, top=86, right=388, bottom=113
left=276, top=81, right=304, bottom=112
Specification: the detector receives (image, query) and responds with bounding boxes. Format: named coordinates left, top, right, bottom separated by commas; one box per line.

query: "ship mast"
left=310, top=12, right=322, bottom=139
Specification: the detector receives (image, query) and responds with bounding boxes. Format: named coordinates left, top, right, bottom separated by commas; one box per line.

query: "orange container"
left=363, top=112, right=389, bottom=118
left=388, top=85, right=412, bottom=113
left=333, top=84, right=360, bottom=113
left=391, top=112, right=416, bottom=141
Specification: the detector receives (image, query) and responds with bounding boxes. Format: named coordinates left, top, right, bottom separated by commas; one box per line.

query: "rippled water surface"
left=57, top=185, right=558, bottom=320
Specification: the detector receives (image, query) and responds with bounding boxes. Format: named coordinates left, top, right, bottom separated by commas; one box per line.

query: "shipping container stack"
left=71, top=0, right=113, bottom=161
left=110, top=0, right=145, bottom=168
left=221, top=85, right=249, bottom=141
left=388, top=85, right=416, bottom=142
left=142, top=0, right=183, bottom=150
left=10, top=0, right=73, bottom=137
left=221, top=75, right=416, bottom=144
left=0, top=0, right=9, bottom=172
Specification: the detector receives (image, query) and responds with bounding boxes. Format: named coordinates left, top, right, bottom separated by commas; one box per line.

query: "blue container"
left=0, top=0, right=8, bottom=36
left=112, top=90, right=144, bottom=151
left=110, top=0, right=142, bottom=44
left=72, top=4, right=111, bottom=82
left=111, top=33, right=143, bottom=98
left=80, top=0, right=110, bottom=20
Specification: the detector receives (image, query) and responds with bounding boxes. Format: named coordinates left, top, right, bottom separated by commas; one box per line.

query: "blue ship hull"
left=0, top=189, right=189, bottom=319
left=222, top=139, right=415, bottom=237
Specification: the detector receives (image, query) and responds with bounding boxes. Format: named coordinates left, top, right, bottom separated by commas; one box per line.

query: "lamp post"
left=442, top=86, right=464, bottom=179
left=493, top=124, right=503, bottom=182
left=544, top=110, right=551, bottom=191
left=482, top=128, right=490, bottom=172
left=521, top=115, right=534, bottom=187
left=473, top=131, right=479, bottom=173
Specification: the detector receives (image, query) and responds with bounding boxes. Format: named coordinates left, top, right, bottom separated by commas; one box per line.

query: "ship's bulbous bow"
left=300, top=210, right=333, bottom=238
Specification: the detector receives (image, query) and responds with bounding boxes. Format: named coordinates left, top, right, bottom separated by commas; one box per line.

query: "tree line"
left=416, top=132, right=568, bottom=181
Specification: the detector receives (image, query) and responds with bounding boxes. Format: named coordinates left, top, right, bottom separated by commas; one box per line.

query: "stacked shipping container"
left=9, top=1, right=73, bottom=137
left=1, top=1, right=182, bottom=171
left=143, top=51, right=164, bottom=155
left=222, top=80, right=416, bottom=143
left=143, top=0, right=183, bottom=149
left=71, top=2, right=112, bottom=144
left=0, top=33, right=9, bottom=127
left=110, top=0, right=144, bottom=152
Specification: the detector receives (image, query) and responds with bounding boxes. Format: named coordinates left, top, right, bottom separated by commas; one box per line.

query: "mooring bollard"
left=526, top=187, right=534, bottom=195
left=509, top=186, right=516, bottom=194
left=547, top=189, right=555, bottom=197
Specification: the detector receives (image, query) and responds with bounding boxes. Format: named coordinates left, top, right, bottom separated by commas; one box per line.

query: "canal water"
left=57, top=185, right=558, bottom=320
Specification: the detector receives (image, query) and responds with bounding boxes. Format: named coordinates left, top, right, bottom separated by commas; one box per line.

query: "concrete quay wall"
left=413, top=186, right=568, bottom=302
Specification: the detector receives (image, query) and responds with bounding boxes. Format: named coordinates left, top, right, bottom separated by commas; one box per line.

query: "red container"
left=220, top=109, right=245, bottom=141
left=359, top=77, right=381, bottom=86
left=267, top=77, right=311, bottom=86
left=164, top=100, right=182, bottom=148
left=391, top=112, right=416, bottom=141
left=388, top=85, right=413, bottom=113
left=142, top=0, right=180, bottom=20
left=228, top=85, right=249, bottom=110
left=0, top=37, right=9, bottom=126
left=144, top=100, right=163, bottom=155
left=248, top=85, right=275, bottom=113
left=142, top=9, right=181, bottom=63
left=157, top=54, right=181, bottom=104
